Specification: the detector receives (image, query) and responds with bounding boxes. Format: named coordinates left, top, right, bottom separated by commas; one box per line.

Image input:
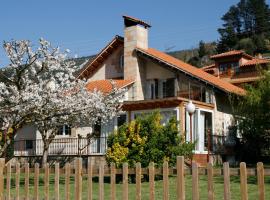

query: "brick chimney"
left=123, top=15, right=151, bottom=100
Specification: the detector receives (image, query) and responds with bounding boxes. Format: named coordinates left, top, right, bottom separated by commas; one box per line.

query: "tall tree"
left=230, top=68, right=270, bottom=163
left=217, top=0, right=270, bottom=54
left=198, top=40, right=206, bottom=58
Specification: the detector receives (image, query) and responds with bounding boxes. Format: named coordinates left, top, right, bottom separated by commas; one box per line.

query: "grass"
left=4, top=173, right=270, bottom=200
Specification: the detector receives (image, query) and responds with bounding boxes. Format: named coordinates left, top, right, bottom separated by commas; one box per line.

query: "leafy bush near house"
left=106, top=111, right=194, bottom=167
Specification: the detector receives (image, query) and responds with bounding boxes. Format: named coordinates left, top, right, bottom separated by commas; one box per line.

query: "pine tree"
left=217, top=0, right=270, bottom=54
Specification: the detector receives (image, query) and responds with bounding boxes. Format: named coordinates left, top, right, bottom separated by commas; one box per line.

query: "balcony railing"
left=13, top=137, right=107, bottom=156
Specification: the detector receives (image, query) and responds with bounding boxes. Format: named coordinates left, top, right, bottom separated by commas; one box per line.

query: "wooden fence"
left=0, top=157, right=269, bottom=200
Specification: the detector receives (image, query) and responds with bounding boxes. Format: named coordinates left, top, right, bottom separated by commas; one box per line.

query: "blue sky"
left=0, top=0, right=266, bottom=66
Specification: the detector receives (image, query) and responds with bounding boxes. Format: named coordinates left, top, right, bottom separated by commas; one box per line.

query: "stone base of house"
left=192, top=153, right=223, bottom=166
left=10, top=154, right=107, bottom=167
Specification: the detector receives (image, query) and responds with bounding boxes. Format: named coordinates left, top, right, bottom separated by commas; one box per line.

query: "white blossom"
left=0, top=39, right=123, bottom=141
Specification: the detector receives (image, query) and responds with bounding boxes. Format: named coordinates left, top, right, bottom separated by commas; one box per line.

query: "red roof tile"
left=240, top=58, right=270, bottom=67
left=136, top=48, right=245, bottom=95
left=86, top=79, right=134, bottom=94
left=210, top=50, right=253, bottom=59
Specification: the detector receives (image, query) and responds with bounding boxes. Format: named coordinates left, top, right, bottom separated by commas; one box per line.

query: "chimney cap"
left=123, top=15, right=151, bottom=28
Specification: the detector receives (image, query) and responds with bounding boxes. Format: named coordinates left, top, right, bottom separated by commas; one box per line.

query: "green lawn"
left=4, top=174, right=270, bottom=199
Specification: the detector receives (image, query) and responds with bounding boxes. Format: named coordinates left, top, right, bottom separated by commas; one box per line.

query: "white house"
left=14, top=16, right=245, bottom=165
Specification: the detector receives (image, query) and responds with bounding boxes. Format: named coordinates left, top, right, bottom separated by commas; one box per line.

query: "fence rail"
left=0, top=157, right=268, bottom=200
left=13, top=137, right=107, bottom=156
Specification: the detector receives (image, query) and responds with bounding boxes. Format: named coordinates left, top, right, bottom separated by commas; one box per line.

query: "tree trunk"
left=42, top=143, right=49, bottom=168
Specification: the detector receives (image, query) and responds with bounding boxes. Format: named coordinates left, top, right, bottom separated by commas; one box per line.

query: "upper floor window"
left=232, top=62, right=239, bottom=73
left=119, top=55, right=124, bottom=70
left=147, top=78, right=175, bottom=99
left=162, top=78, right=175, bottom=98
left=219, top=63, right=227, bottom=73
left=219, top=62, right=239, bottom=74
left=57, top=125, right=71, bottom=136
left=148, top=79, right=159, bottom=99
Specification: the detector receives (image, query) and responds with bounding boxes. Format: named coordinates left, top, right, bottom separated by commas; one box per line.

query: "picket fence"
left=0, top=156, right=268, bottom=200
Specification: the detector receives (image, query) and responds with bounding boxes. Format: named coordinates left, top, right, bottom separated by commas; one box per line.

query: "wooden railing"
left=0, top=157, right=269, bottom=200
left=13, top=137, right=107, bottom=156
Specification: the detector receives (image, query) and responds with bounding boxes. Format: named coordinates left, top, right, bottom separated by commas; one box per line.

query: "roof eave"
left=135, top=48, right=245, bottom=96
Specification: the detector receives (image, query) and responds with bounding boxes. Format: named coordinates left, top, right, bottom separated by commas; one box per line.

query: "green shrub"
left=106, top=111, right=194, bottom=167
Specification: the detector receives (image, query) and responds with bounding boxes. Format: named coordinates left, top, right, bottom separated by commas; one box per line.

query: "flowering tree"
left=0, top=39, right=123, bottom=165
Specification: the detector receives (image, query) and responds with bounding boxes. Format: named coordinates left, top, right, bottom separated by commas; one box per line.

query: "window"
left=219, top=64, right=227, bottom=73
left=57, top=125, right=71, bottom=136
left=162, top=78, right=175, bottom=98
left=117, top=114, right=126, bottom=127
left=93, top=122, right=101, bottom=136
left=148, top=79, right=159, bottom=99
left=25, top=140, right=33, bottom=150
left=119, top=55, right=124, bottom=70
left=232, top=62, right=239, bottom=73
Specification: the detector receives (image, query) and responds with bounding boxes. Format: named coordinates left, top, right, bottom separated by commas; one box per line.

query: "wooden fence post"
left=207, top=162, right=214, bottom=200
left=99, top=161, right=104, bottom=200
left=0, top=158, right=5, bottom=200
left=44, top=163, right=50, bottom=200
left=223, top=162, right=231, bottom=200
left=88, top=158, right=93, bottom=200
left=25, top=163, right=29, bottom=200
left=6, top=162, right=11, bottom=200
left=192, top=162, right=199, bottom=200
left=55, top=163, right=60, bottom=200
left=240, top=162, right=248, bottom=200
left=122, top=162, right=128, bottom=200
left=110, top=163, right=116, bottom=200
left=149, top=162, right=155, bottom=200
left=34, top=163, right=39, bottom=200
left=75, top=158, right=82, bottom=200
left=136, top=162, right=141, bottom=200
left=15, top=162, right=20, bottom=200
left=65, top=163, right=71, bottom=200
left=163, top=161, right=169, bottom=200
left=257, top=162, right=265, bottom=200
left=177, top=156, right=185, bottom=200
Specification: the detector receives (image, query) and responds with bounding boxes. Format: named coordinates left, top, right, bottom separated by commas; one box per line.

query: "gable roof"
left=210, top=50, right=253, bottom=60
left=77, top=35, right=124, bottom=79
left=240, top=58, right=270, bottom=67
left=135, top=47, right=245, bottom=95
left=86, top=79, right=134, bottom=94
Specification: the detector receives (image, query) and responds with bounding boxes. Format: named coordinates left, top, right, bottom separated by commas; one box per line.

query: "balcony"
left=13, top=137, right=107, bottom=157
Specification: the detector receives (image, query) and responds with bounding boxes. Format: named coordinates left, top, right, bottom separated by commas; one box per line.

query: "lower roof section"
left=122, top=97, right=214, bottom=111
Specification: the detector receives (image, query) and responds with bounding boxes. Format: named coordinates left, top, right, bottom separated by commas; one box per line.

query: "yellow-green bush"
left=106, top=111, right=194, bottom=167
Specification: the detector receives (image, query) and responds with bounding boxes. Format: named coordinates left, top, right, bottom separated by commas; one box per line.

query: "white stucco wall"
left=89, top=46, right=124, bottom=81
left=145, top=61, right=175, bottom=80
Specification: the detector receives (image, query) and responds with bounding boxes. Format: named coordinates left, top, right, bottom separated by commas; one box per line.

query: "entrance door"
left=185, top=109, right=213, bottom=153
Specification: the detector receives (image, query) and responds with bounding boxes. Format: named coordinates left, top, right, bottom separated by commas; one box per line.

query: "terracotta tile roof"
left=123, top=15, right=151, bottom=28
left=210, top=50, right=253, bottom=59
left=77, top=35, right=124, bottom=79
left=240, top=58, right=270, bottom=67
left=86, top=79, right=134, bottom=94
left=136, top=48, right=245, bottom=95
